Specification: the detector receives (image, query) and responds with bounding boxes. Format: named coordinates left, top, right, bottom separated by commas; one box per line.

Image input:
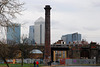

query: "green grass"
left=0, top=64, right=44, bottom=67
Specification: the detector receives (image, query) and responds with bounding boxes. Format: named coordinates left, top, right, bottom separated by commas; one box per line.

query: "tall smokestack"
left=44, top=5, right=51, bottom=61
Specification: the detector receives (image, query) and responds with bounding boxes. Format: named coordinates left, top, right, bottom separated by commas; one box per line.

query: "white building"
left=34, top=17, right=45, bottom=45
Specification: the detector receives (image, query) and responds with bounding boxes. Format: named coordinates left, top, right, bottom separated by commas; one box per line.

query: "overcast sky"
left=15, top=0, right=100, bottom=44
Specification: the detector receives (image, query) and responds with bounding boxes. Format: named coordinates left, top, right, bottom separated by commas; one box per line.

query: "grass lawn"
left=0, top=64, right=44, bottom=67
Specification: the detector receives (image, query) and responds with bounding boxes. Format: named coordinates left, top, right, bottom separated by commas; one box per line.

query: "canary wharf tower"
left=44, top=5, right=51, bottom=61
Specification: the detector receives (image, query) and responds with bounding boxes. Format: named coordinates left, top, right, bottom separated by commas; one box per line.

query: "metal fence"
left=65, top=59, right=96, bottom=64
left=0, top=59, right=43, bottom=64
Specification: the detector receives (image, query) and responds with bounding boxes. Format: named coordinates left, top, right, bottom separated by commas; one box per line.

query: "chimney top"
left=44, top=5, right=51, bottom=10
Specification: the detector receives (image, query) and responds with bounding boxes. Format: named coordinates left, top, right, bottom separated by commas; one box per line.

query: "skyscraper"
left=72, top=33, right=81, bottom=42
left=7, top=23, right=21, bottom=44
left=61, top=32, right=81, bottom=44
left=34, top=17, right=45, bottom=45
left=61, top=34, right=72, bottom=44
left=29, top=26, right=35, bottom=44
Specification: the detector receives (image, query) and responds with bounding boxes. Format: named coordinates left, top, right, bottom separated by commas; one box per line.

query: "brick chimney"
left=44, top=5, right=51, bottom=61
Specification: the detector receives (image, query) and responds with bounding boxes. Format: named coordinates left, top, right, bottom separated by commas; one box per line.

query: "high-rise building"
left=34, top=17, right=45, bottom=45
left=72, top=33, right=81, bottom=42
left=7, top=23, right=21, bottom=44
left=61, top=32, right=81, bottom=44
left=29, top=26, right=35, bottom=44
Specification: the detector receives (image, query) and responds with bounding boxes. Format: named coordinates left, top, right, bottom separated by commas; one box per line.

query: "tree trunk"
left=21, top=57, right=23, bottom=67
left=2, top=57, right=9, bottom=67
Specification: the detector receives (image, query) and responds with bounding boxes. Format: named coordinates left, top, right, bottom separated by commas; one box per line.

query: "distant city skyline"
left=61, top=32, right=81, bottom=44
left=12, top=0, right=100, bottom=44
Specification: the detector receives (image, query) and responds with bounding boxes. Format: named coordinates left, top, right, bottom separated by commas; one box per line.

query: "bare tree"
left=8, top=44, right=19, bottom=59
left=18, top=35, right=33, bottom=67
left=0, top=0, right=23, bottom=67
left=0, top=0, right=24, bottom=41
left=18, top=44, right=33, bottom=67
left=0, top=0, right=23, bottom=27
left=0, top=39, right=21, bottom=67
left=0, top=39, right=33, bottom=67
left=0, top=42, right=10, bottom=67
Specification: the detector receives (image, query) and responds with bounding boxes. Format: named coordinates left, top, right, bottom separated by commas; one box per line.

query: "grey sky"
left=15, top=0, right=100, bottom=44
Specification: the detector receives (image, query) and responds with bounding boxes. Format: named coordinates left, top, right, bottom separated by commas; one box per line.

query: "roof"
left=30, top=49, right=42, bottom=54
left=34, top=17, right=45, bottom=24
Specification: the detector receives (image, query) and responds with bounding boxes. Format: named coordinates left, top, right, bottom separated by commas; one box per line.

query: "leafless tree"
left=18, top=44, right=33, bottom=67
left=0, top=0, right=23, bottom=67
left=18, top=35, right=33, bottom=67
left=0, top=39, right=21, bottom=67
left=0, top=41, right=10, bottom=67
left=0, top=0, right=23, bottom=27
left=8, top=44, right=19, bottom=59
